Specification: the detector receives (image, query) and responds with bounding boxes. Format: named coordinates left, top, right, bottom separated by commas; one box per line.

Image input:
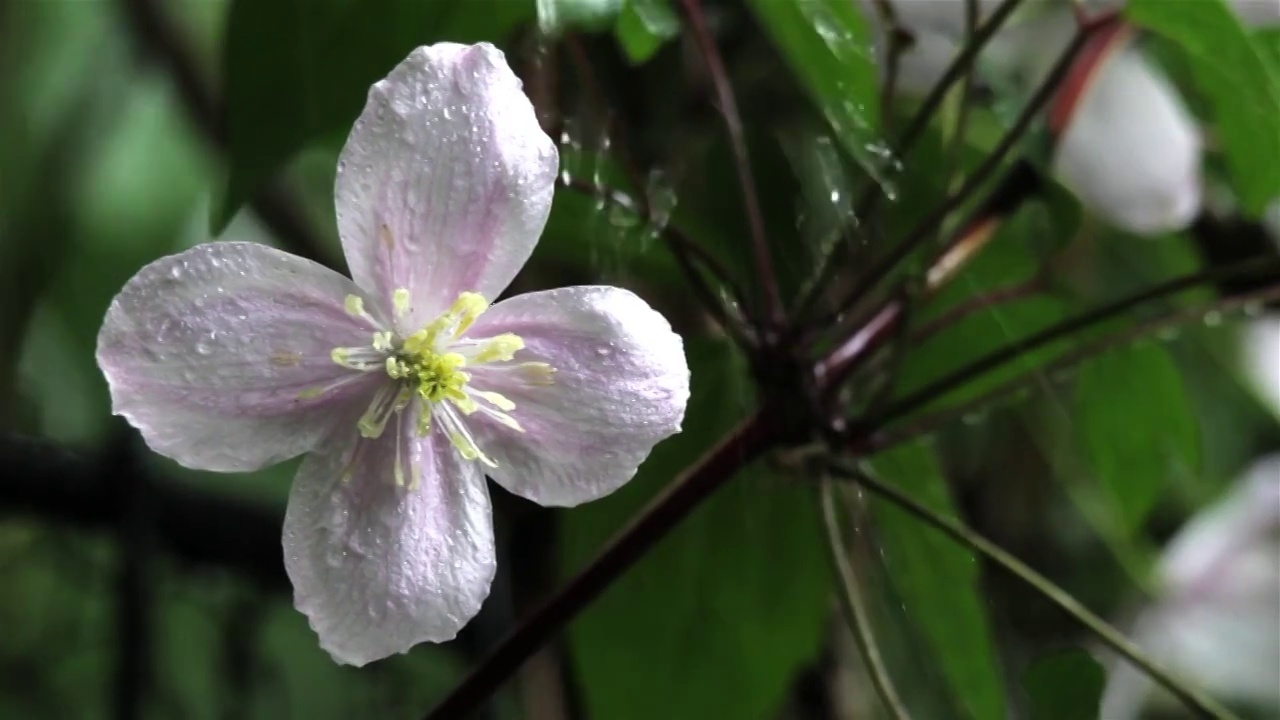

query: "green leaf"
left=866, top=443, right=1007, bottom=720
left=216, top=0, right=533, bottom=233
left=1022, top=648, right=1105, bottom=720
left=537, top=0, right=623, bottom=33
left=1074, top=343, right=1200, bottom=531
left=615, top=0, right=680, bottom=65
left=1127, top=0, right=1280, bottom=214
left=744, top=0, right=885, bottom=181
left=1258, top=28, right=1280, bottom=67
left=563, top=338, right=829, bottom=720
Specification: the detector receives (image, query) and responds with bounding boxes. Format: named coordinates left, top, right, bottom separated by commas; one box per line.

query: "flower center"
left=316, top=289, right=555, bottom=481
left=401, top=350, right=467, bottom=404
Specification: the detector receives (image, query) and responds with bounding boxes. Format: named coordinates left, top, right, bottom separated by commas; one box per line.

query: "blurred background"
left=1, top=0, right=1277, bottom=718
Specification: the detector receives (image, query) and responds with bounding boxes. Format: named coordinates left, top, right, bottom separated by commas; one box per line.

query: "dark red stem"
left=424, top=409, right=780, bottom=719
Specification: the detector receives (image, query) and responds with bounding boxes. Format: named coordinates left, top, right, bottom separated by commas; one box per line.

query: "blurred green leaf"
left=866, top=443, right=1007, bottom=720
left=1127, top=0, right=1280, bottom=215
left=1074, top=343, right=1200, bottom=531
left=1258, top=28, right=1280, bottom=66
left=216, top=0, right=532, bottom=233
left=24, top=80, right=208, bottom=445
left=1022, top=648, right=1104, bottom=720
left=673, top=126, right=813, bottom=300
left=745, top=0, right=884, bottom=182
left=615, top=0, right=679, bottom=65
left=538, top=0, right=623, bottom=33
left=563, top=338, right=829, bottom=720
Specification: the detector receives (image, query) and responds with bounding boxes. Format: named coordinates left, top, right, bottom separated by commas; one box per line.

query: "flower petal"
left=1243, top=316, right=1280, bottom=420
left=283, top=410, right=495, bottom=666
left=857, top=0, right=1005, bottom=38
left=97, top=241, right=382, bottom=471
left=1051, top=44, right=1203, bottom=235
left=464, top=286, right=690, bottom=507
left=335, top=42, right=558, bottom=327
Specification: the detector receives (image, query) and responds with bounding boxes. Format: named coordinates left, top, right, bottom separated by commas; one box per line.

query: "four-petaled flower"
left=96, top=42, right=691, bottom=666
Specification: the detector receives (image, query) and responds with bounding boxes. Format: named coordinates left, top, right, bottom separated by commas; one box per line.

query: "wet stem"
left=675, top=0, right=784, bottom=334
left=826, top=461, right=1238, bottom=720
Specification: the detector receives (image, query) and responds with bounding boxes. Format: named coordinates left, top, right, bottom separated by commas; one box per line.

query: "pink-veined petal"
left=283, top=410, right=495, bottom=666
left=464, top=286, right=690, bottom=507
left=1052, top=44, right=1204, bottom=235
left=97, top=241, right=382, bottom=472
left=335, top=42, right=558, bottom=327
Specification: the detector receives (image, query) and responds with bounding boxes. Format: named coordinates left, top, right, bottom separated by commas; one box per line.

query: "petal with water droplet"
left=335, top=43, right=558, bottom=328
left=464, top=286, right=690, bottom=507
left=283, top=411, right=493, bottom=666
left=97, top=241, right=382, bottom=471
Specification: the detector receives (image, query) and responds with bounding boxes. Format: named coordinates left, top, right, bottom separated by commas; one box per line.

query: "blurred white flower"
left=1100, top=456, right=1280, bottom=718
left=1048, top=33, right=1204, bottom=235
left=856, top=3, right=1206, bottom=236
left=1243, top=315, right=1280, bottom=419
left=856, top=0, right=1005, bottom=95
left=1231, top=0, right=1280, bottom=27
left=1265, top=199, right=1280, bottom=248
left=1085, top=0, right=1280, bottom=27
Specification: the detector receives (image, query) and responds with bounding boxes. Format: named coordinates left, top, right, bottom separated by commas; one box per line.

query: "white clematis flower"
left=856, top=0, right=1007, bottom=96
left=1048, top=26, right=1204, bottom=235
left=863, top=3, right=1208, bottom=237
left=1242, top=314, right=1280, bottom=419
left=96, top=43, right=691, bottom=666
left=1101, top=457, right=1280, bottom=717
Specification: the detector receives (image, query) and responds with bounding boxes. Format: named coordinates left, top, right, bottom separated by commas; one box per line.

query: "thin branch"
left=819, top=478, right=911, bottom=720
left=110, top=430, right=151, bottom=720
left=891, top=0, right=1030, bottom=168
left=675, top=0, right=782, bottom=330
left=558, top=178, right=754, bottom=347
left=835, top=16, right=1111, bottom=319
left=860, top=279, right=1280, bottom=456
left=908, top=275, right=1047, bottom=346
left=814, top=297, right=905, bottom=390
left=848, top=256, right=1280, bottom=440
left=828, top=461, right=1239, bottom=720
left=423, top=410, right=781, bottom=719
left=791, top=0, right=1032, bottom=322
left=940, top=0, right=981, bottom=210
left=812, top=158, right=1039, bottom=389
left=118, top=0, right=332, bottom=268
left=869, top=0, right=908, bottom=133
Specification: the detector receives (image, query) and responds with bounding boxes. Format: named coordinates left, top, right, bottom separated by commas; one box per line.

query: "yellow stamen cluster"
left=315, top=289, right=558, bottom=478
